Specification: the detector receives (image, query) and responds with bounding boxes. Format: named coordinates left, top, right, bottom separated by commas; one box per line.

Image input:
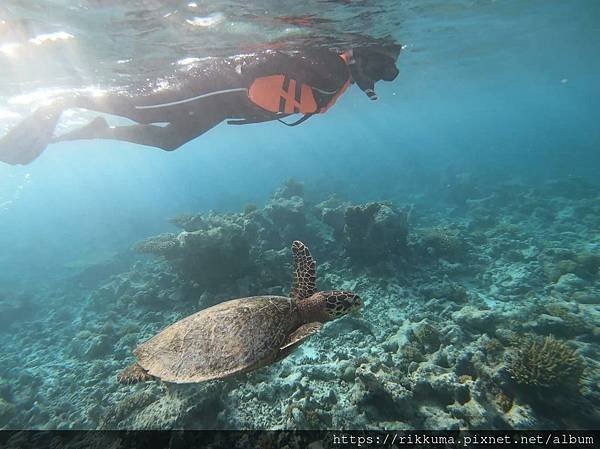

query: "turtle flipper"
left=278, top=322, right=322, bottom=360
left=290, top=240, right=317, bottom=300
left=117, top=362, right=155, bottom=384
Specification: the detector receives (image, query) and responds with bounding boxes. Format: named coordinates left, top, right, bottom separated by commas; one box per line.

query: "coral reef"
left=420, top=227, right=464, bottom=259
left=506, top=335, right=584, bottom=389
left=135, top=216, right=253, bottom=285
left=132, top=181, right=411, bottom=291
left=135, top=233, right=180, bottom=257
left=1, top=177, right=600, bottom=430
left=343, top=202, right=409, bottom=263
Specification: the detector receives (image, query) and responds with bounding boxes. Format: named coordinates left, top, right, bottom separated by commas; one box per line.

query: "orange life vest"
left=247, top=55, right=351, bottom=115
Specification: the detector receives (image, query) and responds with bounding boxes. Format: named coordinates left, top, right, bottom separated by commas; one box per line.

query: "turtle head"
left=319, top=290, right=362, bottom=321
left=298, top=290, right=362, bottom=322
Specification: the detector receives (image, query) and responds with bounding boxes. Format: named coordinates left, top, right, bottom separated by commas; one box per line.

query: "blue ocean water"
left=0, top=0, right=599, bottom=431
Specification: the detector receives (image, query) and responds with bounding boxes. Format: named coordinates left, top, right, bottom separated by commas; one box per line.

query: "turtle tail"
left=117, top=363, right=154, bottom=385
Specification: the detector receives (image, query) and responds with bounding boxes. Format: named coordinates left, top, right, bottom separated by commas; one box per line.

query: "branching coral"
left=507, top=335, right=584, bottom=388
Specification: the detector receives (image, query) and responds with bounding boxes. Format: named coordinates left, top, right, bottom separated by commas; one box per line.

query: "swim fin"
left=0, top=107, right=61, bottom=165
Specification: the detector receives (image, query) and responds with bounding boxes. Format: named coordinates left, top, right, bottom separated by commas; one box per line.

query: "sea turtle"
left=117, top=240, right=362, bottom=384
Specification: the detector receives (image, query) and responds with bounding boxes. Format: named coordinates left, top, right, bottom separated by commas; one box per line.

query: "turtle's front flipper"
left=290, top=240, right=317, bottom=301
left=278, top=322, right=323, bottom=360
left=117, top=363, right=155, bottom=384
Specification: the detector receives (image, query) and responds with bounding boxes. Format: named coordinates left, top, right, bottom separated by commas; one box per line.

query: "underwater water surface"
left=0, top=0, right=599, bottom=431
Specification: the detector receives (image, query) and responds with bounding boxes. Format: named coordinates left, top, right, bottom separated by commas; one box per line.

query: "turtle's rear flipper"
left=0, top=107, right=61, bottom=165
left=117, top=363, right=154, bottom=384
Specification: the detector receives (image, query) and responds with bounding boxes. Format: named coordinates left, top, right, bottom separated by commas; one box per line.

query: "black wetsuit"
left=54, top=49, right=351, bottom=150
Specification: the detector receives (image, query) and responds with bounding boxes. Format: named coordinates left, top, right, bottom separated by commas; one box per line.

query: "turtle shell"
left=134, top=296, right=298, bottom=383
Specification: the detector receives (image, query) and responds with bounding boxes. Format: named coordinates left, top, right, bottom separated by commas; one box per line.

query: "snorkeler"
left=0, top=43, right=401, bottom=165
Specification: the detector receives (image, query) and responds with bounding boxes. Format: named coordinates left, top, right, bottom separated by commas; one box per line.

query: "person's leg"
left=0, top=93, right=138, bottom=165
left=53, top=115, right=224, bottom=151
left=0, top=81, right=249, bottom=165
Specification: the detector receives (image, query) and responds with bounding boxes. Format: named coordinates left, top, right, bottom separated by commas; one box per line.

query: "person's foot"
left=0, top=107, right=61, bottom=165
left=51, top=116, right=109, bottom=143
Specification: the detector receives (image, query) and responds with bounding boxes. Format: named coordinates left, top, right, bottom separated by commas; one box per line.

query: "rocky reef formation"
left=342, top=202, right=409, bottom=263
left=135, top=216, right=254, bottom=287
left=133, top=179, right=411, bottom=293
left=0, top=176, right=599, bottom=431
